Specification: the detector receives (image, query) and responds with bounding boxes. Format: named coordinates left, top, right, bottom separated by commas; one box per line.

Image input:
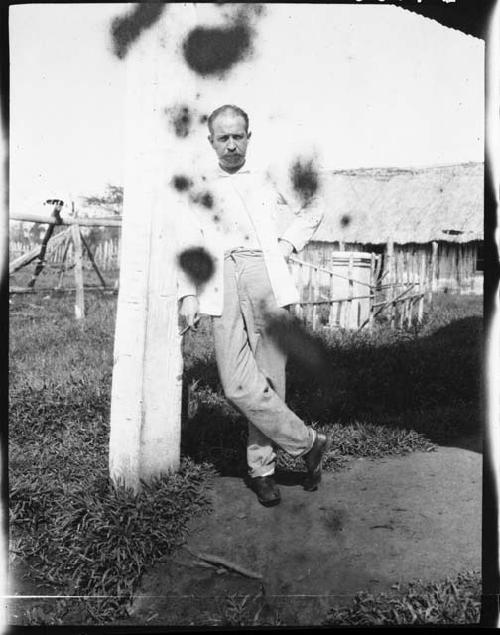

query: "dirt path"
left=127, top=444, right=481, bottom=626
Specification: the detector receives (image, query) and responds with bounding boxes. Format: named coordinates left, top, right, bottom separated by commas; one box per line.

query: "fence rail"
left=11, top=213, right=435, bottom=329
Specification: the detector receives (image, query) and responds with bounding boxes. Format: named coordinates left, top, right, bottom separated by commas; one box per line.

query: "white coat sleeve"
left=278, top=191, right=324, bottom=254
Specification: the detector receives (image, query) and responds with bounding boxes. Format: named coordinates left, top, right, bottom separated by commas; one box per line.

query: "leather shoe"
left=247, top=475, right=281, bottom=507
left=303, top=432, right=332, bottom=491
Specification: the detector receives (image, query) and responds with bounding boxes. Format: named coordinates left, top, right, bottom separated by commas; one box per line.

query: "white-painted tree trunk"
left=109, top=5, right=197, bottom=491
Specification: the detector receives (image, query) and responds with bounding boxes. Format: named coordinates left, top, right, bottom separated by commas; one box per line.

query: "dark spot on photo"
left=290, top=158, right=320, bottom=205
left=172, top=175, right=192, bottom=192
left=322, top=508, right=345, bottom=533
left=237, top=3, right=265, bottom=19
left=183, top=22, right=253, bottom=77
left=166, top=104, right=192, bottom=138
left=340, top=214, right=351, bottom=228
left=191, top=191, right=214, bottom=209
left=178, top=247, right=215, bottom=285
left=199, top=114, right=208, bottom=124
left=244, top=235, right=249, bottom=241
left=264, top=313, right=329, bottom=379
left=111, top=3, right=167, bottom=60
left=212, top=214, right=220, bottom=222
left=201, top=192, right=214, bottom=208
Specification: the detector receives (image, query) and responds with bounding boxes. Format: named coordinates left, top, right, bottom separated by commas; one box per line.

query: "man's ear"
left=207, top=134, right=214, bottom=147
left=247, top=131, right=252, bottom=140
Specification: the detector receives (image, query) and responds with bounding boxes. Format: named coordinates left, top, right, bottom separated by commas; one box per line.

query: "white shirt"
left=177, top=161, right=324, bottom=316
left=210, top=165, right=261, bottom=251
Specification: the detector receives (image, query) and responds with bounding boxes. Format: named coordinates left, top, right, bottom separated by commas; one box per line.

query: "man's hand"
left=179, top=295, right=200, bottom=332
left=278, top=239, right=295, bottom=261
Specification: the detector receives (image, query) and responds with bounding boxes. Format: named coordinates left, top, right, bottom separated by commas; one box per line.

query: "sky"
left=9, top=3, right=484, bottom=214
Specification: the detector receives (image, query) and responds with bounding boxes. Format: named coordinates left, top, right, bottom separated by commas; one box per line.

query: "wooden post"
left=79, top=230, right=107, bottom=289
left=329, top=272, right=335, bottom=327
left=9, top=245, right=41, bottom=274
left=386, top=239, right=395, bottom=328
left=56, top=232, right=71, bottom=290
left=296, top=263, right=305, bottom=322
left=428, top=241, right=438, bottom=304
left=9, top=224, right=70, bottom=276
left=109, top=5, right=196, bottom=491
left=94, top=244, right=102, bottom=269
left=368, top=252, right=375, bottom=330
left=306, top=266, right=313, bottom=324
left=418, top=252, right=425, bottom=323
left=27, top=203, right=62, bottom=287
left=71, top=223, right=85, bottom=320
left=406, top=297, right=413, bottom=328
left=457, top=243, right=463, bottom=295
left=311, top=266, right=318, bottom=330
left=345, top=252, right=353, bottom=328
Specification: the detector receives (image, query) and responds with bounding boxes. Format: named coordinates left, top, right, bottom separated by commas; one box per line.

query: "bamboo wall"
left=303, top=240, right=483, bottom=296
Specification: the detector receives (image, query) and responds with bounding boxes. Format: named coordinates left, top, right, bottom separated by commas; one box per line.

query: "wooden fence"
left=10, top=214, right=430, bottom=330
left=10, top=237, right=121, bottom=271
left=288, top=253, right=425, bottom=331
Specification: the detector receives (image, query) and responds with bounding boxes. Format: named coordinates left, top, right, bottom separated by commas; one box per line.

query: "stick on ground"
left=183, top=547, right=263, bottom=580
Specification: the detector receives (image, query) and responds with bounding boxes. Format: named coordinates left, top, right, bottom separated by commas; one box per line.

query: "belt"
left=224, top=247, right=263, bottom=260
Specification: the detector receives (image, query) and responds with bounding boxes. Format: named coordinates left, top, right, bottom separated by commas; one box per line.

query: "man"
left=177, top=104, right=332, bottom=506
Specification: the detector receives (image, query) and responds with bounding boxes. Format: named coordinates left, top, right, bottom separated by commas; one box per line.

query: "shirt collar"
left=216, top=159, right=254, bottom=177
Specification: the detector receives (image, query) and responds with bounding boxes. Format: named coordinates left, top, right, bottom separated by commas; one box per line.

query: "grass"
left=137, top=571, right=481, bottom=627
left=9, top=291, right=214, bottom=624
left=9, top=276, right=483, bottom=625
left=324, top=571, right=481, bottom=625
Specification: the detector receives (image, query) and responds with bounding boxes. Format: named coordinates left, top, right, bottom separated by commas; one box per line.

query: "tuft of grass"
left=9, top=294, right=215, bottom=624
left=202, top=592, right=283, bottom=627
left=324, top=570, right=481, bottom=625
left=276, top=420, right=434, bottom=474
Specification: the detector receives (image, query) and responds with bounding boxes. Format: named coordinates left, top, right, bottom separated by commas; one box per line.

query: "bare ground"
left=125, top=443, right=481, bottom=626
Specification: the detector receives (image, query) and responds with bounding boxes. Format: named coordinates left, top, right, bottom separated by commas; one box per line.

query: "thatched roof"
left=312, top=162, right=483, bottom=245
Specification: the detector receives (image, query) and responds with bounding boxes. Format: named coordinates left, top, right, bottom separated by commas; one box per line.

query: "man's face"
left=208, top=111, right=251, bottom=172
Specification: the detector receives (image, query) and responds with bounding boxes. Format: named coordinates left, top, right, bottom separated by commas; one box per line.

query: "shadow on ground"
left=181, top=314, right=483, bottom=475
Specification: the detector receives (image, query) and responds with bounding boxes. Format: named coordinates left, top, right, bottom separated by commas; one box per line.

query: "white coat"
left=176, top=164, right=324, bottom=316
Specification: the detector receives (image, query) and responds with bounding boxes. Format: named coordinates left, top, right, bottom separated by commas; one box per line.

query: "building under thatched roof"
left=312, top=162, right=483, bottom=245
left=303, top=162, right=483, bottom=295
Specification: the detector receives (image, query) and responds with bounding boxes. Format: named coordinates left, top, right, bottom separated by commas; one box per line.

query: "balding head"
left=207, top=104, right=251, bottom=174
left=207, top=105, right=249, bottom=135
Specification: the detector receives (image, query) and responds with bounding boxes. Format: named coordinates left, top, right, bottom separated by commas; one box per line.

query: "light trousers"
left=211, top=249, right=315, bottom=478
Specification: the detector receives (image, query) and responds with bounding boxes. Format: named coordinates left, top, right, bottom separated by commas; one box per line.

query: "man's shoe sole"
left=257, top=495, right=281, bottom=507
